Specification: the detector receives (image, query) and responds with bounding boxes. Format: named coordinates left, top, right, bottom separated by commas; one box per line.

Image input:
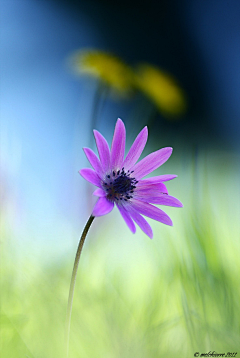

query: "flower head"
left=135, top=64, right=187, bottom=117
left=69, top=49, right=134, bottom=95
left=79, top=119, right=183, bottom=238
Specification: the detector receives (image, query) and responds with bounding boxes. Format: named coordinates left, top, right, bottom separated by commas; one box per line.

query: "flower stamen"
left=102, top=167, right=138, bottom=202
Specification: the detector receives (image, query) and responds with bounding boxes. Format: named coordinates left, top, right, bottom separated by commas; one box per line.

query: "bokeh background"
left=1, top=0, right=240, bottom=357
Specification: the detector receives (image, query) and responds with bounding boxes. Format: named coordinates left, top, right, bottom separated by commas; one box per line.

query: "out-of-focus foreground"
left=1, top=149, right=239, bottom=358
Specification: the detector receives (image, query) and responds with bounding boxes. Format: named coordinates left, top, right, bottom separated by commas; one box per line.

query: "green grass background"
left=1, top=149, right=240, bottom=358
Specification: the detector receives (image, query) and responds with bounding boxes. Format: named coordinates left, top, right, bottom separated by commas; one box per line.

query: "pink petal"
left=79, top=168, right=101, bottom=187
left=123, top=126, right=148, bottom=171
left=83, top=147, right=103, bottom=177
left=132, top=147, right=173, bottom=179
left=149, top=195, right=183, bottom=207
left=117, top=204, right=136, bottom=234
left=131, top=199, right=173, bottom=226
left=93, top=130, right=110, bottom=173
left=135, top=194, right=183, bottom=207
left=135, top=183, right=168, bottom=194
left=127, top=206, right=153, bottom=238
left=93, top=188, right=106, bottom=197
left=92, top=197, right=114, bottom=217
left=110, top=118, right=126, bottom=170
left=140, top=174, right=177, bottom=184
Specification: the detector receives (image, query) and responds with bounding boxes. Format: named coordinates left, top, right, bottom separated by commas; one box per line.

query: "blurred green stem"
left=66, top=215, right=95, bottom=358
left=89, top=81, right=108, bottom=147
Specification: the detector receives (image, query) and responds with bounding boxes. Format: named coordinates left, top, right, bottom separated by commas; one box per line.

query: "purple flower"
left=79, top=118, right=183, bottom=238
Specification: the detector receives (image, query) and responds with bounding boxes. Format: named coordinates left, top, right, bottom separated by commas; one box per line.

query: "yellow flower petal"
left=69, top=49, right=134, bottom=96
left=135, top=64, right=187, bottom=117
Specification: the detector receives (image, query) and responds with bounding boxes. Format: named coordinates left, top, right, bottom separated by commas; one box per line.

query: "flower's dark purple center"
left=102, top=167, right=138, bottom=202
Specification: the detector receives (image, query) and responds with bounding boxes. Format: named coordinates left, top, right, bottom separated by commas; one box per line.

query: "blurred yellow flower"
left=135, top=64, right=187, bottom=117
left=69, top=49, right=134, bottom=96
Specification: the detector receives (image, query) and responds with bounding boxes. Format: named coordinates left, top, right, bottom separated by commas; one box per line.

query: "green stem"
left=89, top=81, right=109, bottom=148
left=66, top=215, right=95, bottom=357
